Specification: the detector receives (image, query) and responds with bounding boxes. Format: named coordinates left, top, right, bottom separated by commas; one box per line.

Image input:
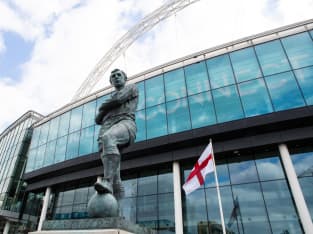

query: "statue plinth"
left=28, top=217, right=156, bottom=234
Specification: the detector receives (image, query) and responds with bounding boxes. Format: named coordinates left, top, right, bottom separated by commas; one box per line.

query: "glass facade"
left=26, top=30, right=313, bottom=173
left=51, top=165, right=174, bottom=234
left=0, top=112, right=40, bottom=211
left=182, top=149, right=303, bottom=234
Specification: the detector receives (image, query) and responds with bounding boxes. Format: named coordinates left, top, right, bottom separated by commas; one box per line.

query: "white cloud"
left=1, top=0, right=313, bottom=132
left=0, top=33, right=5, bottom=54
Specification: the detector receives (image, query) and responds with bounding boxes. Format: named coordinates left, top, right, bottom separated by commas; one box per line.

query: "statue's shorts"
left=98, top=119, right=136, bottom=156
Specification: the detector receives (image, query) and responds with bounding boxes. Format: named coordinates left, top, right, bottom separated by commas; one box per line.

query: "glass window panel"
left=188, top=91, right=216, bottom=129
left=205, top=162, right=230, bottom=187
left=26, top=149, right=37, bottom=172
left=228, top=159, right=259, bottom=184
left=79, top=126, right=94, bottom=156
left=81, top=100, right=96, bottom=129
left=122, top=174, right=137, bottom=197
left=311, top=30, right=313, bottom=38
left=262, top=180, right=302, bottom=234
left=184, top=61, right=210, bottom=96
left=220, top=186, right=240, bottom=234
left=34, top=144, right=46, bottom=170
left=299, top=177, right=313, bottom=219
left=54, top=135, right=67, bottom=163
left=265, top=71, right=305, bottom=111
left=66, top=131, right=80, bottom=160
left=232, top=183, right=271, bottom=234
left=43, top=140, right=56, bottom=167
left=47, top=117, right=60, bottom=141
left=255, top=156, right=285, bottom=181
left=164, top=68, right=187, bottom=102
left=73, top=187, right=88, bottom=204
left=255, top=40, right=291, bottom=76
left=58, top=112, right=70, bottom=137
left=62, top=190, right=75, bottom=206
left=137, top=195, right=157, bottom=230
left=136, top=82, right=145, bottom=110
left=166, top=98, right=191, bottom=134
left=146, top=104, right=167, bottom=139
left=135, top=110, right=146, bottom=142
left=120, top=197, right=136, bottom=223
left=72, top=203, right=88, bottom=219
left=230, top=47, right=262, bottom=82
left=158, top=193, right=175, bottom=232
left=206, top=54, right=235, bottom=89
left=294, top=66, right=313, bottom=105
left=212, top=85, right=244, bottom=123
left=205, top=187, right=223, bottom=229
left=183, top=188, right=208, bottom=234
left=38, top=122, right=49, bottom=146
left=158, top=168, right=173, bottom=193
left=281, top=32, right=313, bottom=69
left=69, top=106, right=83, bottom=133
left=238, top=79, right=273, bottom=117
left=291, top=150, right=313, bottom=178
left=138, top=170, right=157, bottom=196
left=145, top=75, right=165, bottom=107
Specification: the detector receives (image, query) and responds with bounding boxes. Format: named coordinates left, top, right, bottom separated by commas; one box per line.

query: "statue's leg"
left=112, top=154, right=124, bottom=200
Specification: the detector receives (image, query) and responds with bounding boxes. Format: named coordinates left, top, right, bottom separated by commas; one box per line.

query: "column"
left=279, top=144, right=313, bottom=233
left=173, top=161, right=183, bottom=234
left=3, top=221, right=10, bottom=234
left=37, top=186, right=51, bottom=231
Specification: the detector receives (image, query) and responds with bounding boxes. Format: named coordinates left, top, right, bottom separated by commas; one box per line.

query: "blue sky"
left=0, top=31, right=33, bottom=83
left=0, top=0, right=313, bottom=133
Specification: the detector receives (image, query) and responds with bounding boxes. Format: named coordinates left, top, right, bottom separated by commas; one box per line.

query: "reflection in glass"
left=38, top=123, right=49, bottom=146
left=205, top=187, right=221, bottom=225
left=122, top=174, right=137, bottom=197
left=137, top=195, right=157, bottom=229
left=54, top=135, right=67, bottom=163
left=47, top=117, right=60, bottom=141
left=69, top=106, right=83, bottom=133
left=138, top=170, right=157, bottom=196
left=120, top=197, right=136, bottom=223
left=81, top=100, right=96, bottom=129
left=232, top=183, right=271, bottom=234
left=29, top=127, right=40, bottom=149
left=58, top=112, right=70, bottom=137
left=146, top=104, right=167, bottom=139
left=230, top=47, right=262, bottom=82
left=262, top=180, right=302, bottom=234
left=145, top=75, right=165, bottom=107
left=206, top=54, right=235, bottom=89
left=43, top=140, right=56, bottom=167
left=164, top=68, right=187, bottom=102
left=205, top=163, right=230, bottom=187
left=158, top=168, right=173, bottom=194
left=238, top=78, right=273, bottom=117
left=281, top=32, right=313, bottom=69
left=166, top=98, right=191, bottom=134
left=66, top=131, right=80, bottom=160
left=79, top=126, right=94, bottom=156
left=135, top=110, right=146, bottom=142
left=158, top=193, right=175, bottom=233
left=34, top=144, right=46, bottom=170
left=25, top=149, right=37, bottom=172
left=185, top=62, right=210, bottom=96
left=265, top=71, right=305, bottom=111
left=213, top=85, right=244, bottom=123
left=183, top=188, right=208, bottom=234
left=136, top=82, right=145, bottom=110
left=294, top=66, right=313, bottom=105
left=255, top=40, right=291, bottom=76
left=255, top=156, right=285, bottom=181
left=228, top=159, right=258, bottom=184
left=299, top=177, right=313, bottom=219
left=188, top=92, right=216, bottom=129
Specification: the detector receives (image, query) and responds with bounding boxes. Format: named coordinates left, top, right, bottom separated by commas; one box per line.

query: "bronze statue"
left=95, top=69, right=138, bottom=199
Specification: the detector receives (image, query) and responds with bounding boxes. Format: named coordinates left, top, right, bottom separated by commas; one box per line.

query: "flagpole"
left=210, top=139, right=227, bottom=234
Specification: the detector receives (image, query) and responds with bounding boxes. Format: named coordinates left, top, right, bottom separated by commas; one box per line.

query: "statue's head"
left=110, top=69, right=127, bottom=89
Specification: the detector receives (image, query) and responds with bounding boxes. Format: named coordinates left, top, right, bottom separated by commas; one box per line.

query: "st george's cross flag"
left=183, top=142, right=215, bottom=195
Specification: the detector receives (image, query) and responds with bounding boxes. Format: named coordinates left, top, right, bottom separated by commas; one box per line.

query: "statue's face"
left=110, top=71, right=126, bottom=89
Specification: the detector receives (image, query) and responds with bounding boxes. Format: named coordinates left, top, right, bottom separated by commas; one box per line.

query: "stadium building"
left=1, top=19, right=313, bottom=233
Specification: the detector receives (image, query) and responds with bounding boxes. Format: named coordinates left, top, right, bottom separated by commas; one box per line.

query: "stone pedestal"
left=29, top=217, right=155, bottom=234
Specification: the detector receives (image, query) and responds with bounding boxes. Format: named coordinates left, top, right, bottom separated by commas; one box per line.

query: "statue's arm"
left=99, top=84, right=138, bottom=111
